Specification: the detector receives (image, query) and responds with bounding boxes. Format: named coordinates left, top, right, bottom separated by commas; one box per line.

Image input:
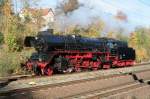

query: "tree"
left=82, top=19, right=104, bottom=38
left=0, top=32, right=4, bottom=44
left=129, top=32, right=138, bottom=48
left=21, top=0, right=44, bottom=35
left=115, top=32, right=128, bottom=41
left=0, top=0, right=42, bottom=51
left=0, top=0, right=19, bottom=51
left=107, top=31, right=114, bottom=38
left=56, top=0, right=80, bottom=15
left=115, top=11, right=128, bottom=22
left=129, top=27, right=150, bottom=62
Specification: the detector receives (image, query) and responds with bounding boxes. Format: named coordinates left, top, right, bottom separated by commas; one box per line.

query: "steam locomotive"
left=23, top=30, right=135, bottom=76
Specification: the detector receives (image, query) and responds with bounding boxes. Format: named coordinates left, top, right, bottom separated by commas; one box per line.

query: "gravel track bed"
left=101, top=84, right=150, bottom=99
left=0, top=64, right=150, bottom=94
left=1, top=70, right=150, bottom=99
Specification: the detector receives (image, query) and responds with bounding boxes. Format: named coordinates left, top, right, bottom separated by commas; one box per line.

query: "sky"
left=13, top=0, right=150, bottom=33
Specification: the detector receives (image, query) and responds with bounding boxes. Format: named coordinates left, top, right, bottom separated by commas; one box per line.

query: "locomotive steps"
left=0, top=63, right=150, bottom=98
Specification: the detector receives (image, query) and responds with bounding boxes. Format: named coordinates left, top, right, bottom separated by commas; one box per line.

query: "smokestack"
left=47, top=29, right=54, bottom=34
left=38, top=29, right=54, bottom=36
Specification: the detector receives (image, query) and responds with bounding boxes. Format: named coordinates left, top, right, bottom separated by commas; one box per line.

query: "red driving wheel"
left=45, top=67, right=53, bottom=76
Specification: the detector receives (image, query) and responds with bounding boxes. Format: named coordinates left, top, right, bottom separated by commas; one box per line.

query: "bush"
left=0, top=50, right=20, bottom=76
left=0, top=48, right=35, bottom=76
left=0, top=32, right=4, bottom=44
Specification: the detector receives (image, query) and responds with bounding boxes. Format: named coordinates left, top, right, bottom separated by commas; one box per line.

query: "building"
left=19, top=8, right=55, bottom=31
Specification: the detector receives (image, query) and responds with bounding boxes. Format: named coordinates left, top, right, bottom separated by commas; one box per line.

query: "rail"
left=1, top=68, right=150, bottom=98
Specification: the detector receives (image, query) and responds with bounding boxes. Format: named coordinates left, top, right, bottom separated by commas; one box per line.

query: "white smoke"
left=54, top=0, right=135, bottom=34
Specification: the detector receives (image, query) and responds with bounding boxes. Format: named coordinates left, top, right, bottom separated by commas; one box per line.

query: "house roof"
left=21, top=8, right=54, bottom=16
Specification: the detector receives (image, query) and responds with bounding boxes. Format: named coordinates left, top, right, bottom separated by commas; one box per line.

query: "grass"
left=0, top=47, right=35, bottom=76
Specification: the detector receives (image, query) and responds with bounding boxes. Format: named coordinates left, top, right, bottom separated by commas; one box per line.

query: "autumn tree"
left=0, top=0, right=19, bottom=51
left=56, top=0, right=80, bottom=15
left=62, top=19, right=104, bottom=38
left=0, top=0, right=43, bottom=51
left=107, top=31, right=114, bottom=38
left=0, top=32, right=4, bottom=44
left=106, top=28, right=128, bottom=41
left=20, top=0, right=44, bottom=36
left=0, top=0, right=45, bottom=75
left=81, top=19, right=104, bottom=38
left=129, top=27, right=150, bottom=62
left=115, top=11, right=128, bottom=22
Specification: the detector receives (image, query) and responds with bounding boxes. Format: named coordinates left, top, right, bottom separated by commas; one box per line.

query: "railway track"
left=0, top=62, right=150, bottom=82
left=65, top=77, right=150, bottom=99
left=1, top=63, right=150, bottom=99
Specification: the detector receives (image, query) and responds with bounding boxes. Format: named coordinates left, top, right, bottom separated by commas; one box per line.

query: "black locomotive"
left=23, top=30, right=135, bottom=75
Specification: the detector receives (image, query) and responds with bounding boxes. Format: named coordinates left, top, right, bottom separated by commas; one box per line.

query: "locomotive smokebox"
left=24, top=36, right=35, bottom=47
left=24, top=36, right=47, bottom=52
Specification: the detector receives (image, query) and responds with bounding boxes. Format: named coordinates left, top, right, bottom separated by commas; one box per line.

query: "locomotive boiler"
left=23, top=30, right=135, bottom=76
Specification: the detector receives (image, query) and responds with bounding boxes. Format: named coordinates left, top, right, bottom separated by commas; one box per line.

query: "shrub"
left=0, top=32, right=4, bottom=44
left=0, top=48, right=35, bottom=76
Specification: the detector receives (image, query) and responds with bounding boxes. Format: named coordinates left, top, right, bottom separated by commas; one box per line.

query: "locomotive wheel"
left=111, top=65, right=116, bottom=68
left=32, top=63, right=41, bottom=75
left=102, top=63, right=111, bottom=69
left=75, top=67, right=82, bottom=72
left=98, top=64, right=103, bottom=69
left=44, top=67, right=53, bottom=76
left=53, top=56, right=69, bottom=73
left=92, top=68, right=98, bottom=71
